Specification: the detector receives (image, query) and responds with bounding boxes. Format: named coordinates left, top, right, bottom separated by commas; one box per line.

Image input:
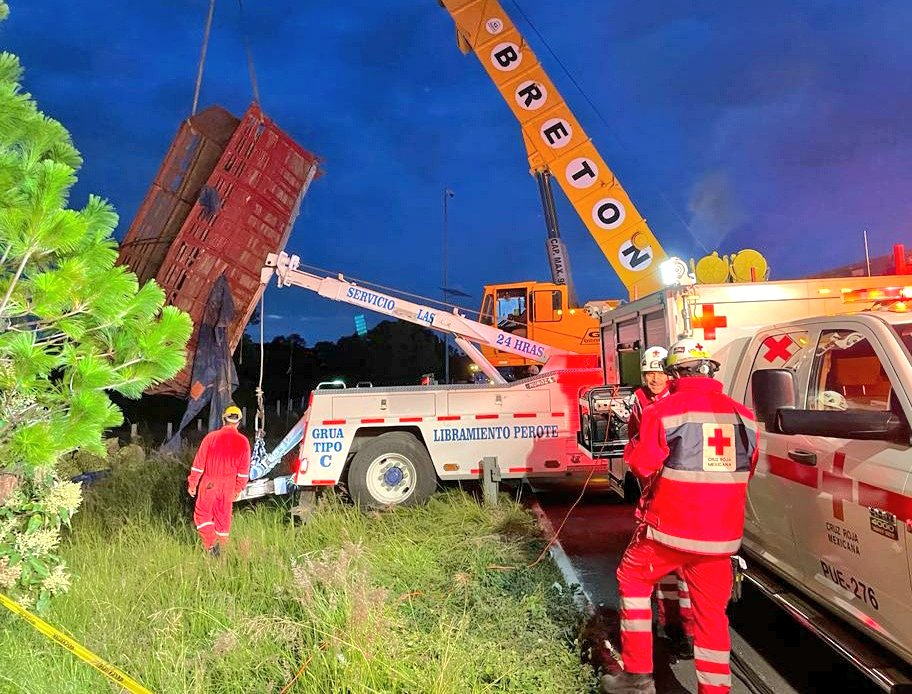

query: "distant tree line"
left=114, top=320, right=472, bottom=437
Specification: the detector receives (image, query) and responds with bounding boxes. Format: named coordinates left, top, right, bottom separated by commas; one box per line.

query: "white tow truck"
left=238, top=251, right=610, bottom=507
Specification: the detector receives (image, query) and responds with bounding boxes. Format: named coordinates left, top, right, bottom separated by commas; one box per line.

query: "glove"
left=188, top=486, right=197, bottom=498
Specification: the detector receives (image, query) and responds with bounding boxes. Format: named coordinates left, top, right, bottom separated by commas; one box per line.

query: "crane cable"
left=191, top=0, right=216, bottom=116
left=248, top=291, right=268, bottom=469
left=191, top=0, right=262, bottom=116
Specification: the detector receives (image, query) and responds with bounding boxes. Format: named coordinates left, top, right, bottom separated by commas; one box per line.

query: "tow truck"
left=238, top=251, right=612, bottom=507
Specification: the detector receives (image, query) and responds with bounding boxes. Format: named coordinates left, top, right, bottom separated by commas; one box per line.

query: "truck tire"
left=347, top=432, right=437, bottom=509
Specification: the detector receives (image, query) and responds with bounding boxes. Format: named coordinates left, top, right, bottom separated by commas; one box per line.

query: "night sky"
left=4, top=1, right=911, bottom=343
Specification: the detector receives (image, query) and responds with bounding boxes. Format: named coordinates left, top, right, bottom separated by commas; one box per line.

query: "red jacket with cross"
left=627, top=377, right=759, bottom=556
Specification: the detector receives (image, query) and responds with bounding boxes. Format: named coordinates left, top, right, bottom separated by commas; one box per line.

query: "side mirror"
left=751, top=369, right=796, bottom=431
left=778, top=409, right=909, bottom=442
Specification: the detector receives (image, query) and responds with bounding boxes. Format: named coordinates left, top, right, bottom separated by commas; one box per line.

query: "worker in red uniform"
left=603, top=339, right=759, bottom=694
left=187, top=404, right=251, bottom=557
left=624, top=346, right=694, bottom=661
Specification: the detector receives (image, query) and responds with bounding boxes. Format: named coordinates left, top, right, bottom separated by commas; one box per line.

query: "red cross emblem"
left=822, top=452, right=850, bottom=521
left=692, top=304, right=727, bottom=340
left=651, top=350, right=662, bottom=357
left=707, top=428, right=732, bottom=456
left=762, top=335, right=796, bottom=363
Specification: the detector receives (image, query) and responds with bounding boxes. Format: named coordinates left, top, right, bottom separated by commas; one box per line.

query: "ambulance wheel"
left=623, top=472, right=642, bottom=505
left=348, top=432, right=437, bottom=509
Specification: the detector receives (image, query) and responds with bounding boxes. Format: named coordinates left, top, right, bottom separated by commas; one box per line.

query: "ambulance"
left=589, top=272, right=912, bottom=687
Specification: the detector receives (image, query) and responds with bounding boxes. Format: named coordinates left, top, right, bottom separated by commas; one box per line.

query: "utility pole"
left=443, top=187, right=454, bottom=384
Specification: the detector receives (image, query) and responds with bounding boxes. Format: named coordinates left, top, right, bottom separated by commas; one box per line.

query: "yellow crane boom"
left=440, top=0, right=668, bottom=299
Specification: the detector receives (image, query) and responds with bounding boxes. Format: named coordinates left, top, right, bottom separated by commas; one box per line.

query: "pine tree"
left=0, top=1, right=192, bottom=609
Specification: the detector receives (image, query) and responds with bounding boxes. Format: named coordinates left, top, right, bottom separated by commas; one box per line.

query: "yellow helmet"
left=222, top=405, right=242, bottom=422
left=666, top=338, right=720, bottom=372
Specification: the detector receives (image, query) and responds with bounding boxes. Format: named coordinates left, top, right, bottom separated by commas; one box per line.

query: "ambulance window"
left=744, top=331, right=810, bottom=408
left=809, top=331, right=890, bottom=412
left=891, top=323, right=912, bottom=357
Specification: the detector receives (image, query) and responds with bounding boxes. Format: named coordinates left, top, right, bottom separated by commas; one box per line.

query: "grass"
left=0, top=456, right=597, bottom=693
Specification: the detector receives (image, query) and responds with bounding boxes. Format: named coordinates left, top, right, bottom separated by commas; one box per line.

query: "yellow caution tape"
left=0, top=591, right=154, bottom=694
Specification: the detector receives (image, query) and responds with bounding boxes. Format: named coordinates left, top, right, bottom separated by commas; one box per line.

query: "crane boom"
left=440, top=0, right=668, bottom=299
left=261, top=252, right=574, bottom=385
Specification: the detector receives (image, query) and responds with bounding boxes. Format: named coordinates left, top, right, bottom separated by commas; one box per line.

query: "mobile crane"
left=439, top=0, right=668, bottom=369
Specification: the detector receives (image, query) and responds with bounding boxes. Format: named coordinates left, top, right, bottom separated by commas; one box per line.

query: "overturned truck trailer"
left=117, top=103, right=320, bottom=397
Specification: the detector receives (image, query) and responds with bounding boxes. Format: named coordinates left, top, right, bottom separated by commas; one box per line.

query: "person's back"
left=635, top=376, right=757, bottom=555
left=196, top=426, right=250, bottom=481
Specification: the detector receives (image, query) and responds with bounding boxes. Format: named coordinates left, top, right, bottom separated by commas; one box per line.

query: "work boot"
left=207, top=543, right=221, bottom=559
left=600, top=671, right=656, bottom=694
left=672, top=634, right=694, bottom=660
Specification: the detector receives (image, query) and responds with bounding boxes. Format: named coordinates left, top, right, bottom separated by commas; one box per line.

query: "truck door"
left=738, top=328, right=813, bottom=580
left=790, top=324, right=912, bottom=641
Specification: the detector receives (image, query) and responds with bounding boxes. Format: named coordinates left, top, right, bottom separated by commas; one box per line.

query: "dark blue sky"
left=4, top=1, right=911, bottom=343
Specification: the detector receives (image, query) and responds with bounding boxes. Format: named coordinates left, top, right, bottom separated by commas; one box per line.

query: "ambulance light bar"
left=842, top=286, right=912, bottom=311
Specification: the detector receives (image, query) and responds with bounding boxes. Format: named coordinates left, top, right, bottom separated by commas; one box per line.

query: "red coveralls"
left=187, top=426, right=251, bottom=550
left=620, top=377, right=758, bottom=694
left=624, top=386, right=693, bottom=640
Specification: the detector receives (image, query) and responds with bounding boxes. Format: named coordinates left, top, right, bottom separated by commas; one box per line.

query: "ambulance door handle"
left=788, top=449, right=817, bottom=466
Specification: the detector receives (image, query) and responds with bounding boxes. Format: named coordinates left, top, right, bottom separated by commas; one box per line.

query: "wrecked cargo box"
left=117, top=103, right=320, bottom=397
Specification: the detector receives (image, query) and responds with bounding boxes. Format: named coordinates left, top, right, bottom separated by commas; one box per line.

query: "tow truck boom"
left=262, top=252, right=574, bottom=385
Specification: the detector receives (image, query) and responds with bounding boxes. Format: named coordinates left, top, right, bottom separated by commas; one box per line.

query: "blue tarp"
left=162, top=273, right=239, bottom=451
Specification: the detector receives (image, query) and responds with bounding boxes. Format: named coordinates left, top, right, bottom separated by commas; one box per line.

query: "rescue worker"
left=624, top=347, right=694, bottom=661
left=603, top=339, right=759, bottom=694
left=187, top=404, right=252, bottom=557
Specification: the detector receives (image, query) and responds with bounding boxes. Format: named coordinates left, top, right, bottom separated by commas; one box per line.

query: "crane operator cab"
left=478, top=281, right=603, bottom=374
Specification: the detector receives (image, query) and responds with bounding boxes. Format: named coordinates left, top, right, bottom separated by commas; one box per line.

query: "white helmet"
left=666, top=338, right=721, bottom=374
left=818, top=390, right=848, bottom=411
left=641, top=346, right=668, bottom=373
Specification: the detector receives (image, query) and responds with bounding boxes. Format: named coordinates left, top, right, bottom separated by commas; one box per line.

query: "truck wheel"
left=623, top=472, right=642, bottom=505
left=347, top=432, right=437, bottom=509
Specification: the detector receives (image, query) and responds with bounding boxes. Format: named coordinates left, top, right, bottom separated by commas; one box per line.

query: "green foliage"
left=0, top=3, right=192, bottom=607
left=0, top=470, right=82, bottom=612
left=0, top=458, right=596, bottom=692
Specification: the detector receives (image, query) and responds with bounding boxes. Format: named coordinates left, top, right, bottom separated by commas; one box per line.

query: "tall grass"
left=0, top=457, right=596, bottom=693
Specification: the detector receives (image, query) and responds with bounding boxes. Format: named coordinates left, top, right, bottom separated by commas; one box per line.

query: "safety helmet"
left=665, top=338, right=721, bottom=374
left=641, top=346, right=668, bottom=373
left=818, top=390, right=848, bottom=411
left=222, top=405, right=242, bottom=423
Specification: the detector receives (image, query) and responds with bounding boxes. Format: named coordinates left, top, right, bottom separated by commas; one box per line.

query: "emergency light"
left=842, top=286, right=912, bottom=309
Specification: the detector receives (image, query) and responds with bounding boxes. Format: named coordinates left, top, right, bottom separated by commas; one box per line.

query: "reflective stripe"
left=214, top=531, right=229, bottom=537
left=196, top=521, right=214, bottom=529
left=236, top=473, right=249, bottom=477
left=662, top=412, right=755, bottom=431
left=621, top=596, right=652, bottom=610
left=696, top=671, right=732, bottom=687
left=647, top=526, right=742, bottom=554
left=656, top=590, right=678, bottom=600
left=677, top=580, right=689, bottom=591
left=661, top=469, right=750, bottom=484
left=620, top=619, right=652, bottom=632
left=191, top=467, right=204, bottom=473
left=694, top=646, right=730, bottom=664
left=679, top=598, right=692, bottom=608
